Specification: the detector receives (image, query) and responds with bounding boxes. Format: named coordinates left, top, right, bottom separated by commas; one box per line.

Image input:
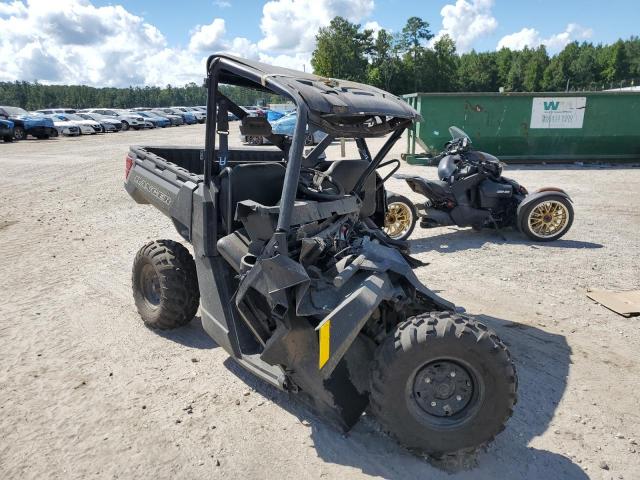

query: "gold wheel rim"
left=384, top=202, right=413, bottom=239
left=527, top=200, right=569, bottom=238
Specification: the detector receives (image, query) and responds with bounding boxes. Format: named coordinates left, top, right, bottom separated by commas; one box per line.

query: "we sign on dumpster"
left=530, top=97, right=587, bottom=129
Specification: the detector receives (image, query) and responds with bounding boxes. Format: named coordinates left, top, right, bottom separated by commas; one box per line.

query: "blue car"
left=160, top=108, right=197, bottom=125
left=270, top=111, right=327, bottom=145
left=0, top=118, right=14, bottom=142
left=0, top=106, right=56, bottom=140
left=137, top=111, right=170, bottom=128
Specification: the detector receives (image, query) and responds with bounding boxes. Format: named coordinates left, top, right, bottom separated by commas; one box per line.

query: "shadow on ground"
left=151, top=316, right=218, bottom=349
left=409, top=227, right=603, bottom=254
left=223, top=315, right=587, bottom=479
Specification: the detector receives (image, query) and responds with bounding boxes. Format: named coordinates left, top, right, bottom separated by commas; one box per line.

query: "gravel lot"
left=1, top=124, right=639, bottom=480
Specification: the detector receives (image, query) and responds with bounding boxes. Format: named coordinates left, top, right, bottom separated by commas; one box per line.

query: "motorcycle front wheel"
left=519, top=195, right=574, bottom=241
left=383, top=194, right=417, bottom=241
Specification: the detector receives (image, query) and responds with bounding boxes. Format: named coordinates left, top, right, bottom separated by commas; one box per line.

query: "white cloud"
left=497, top=23, right=593, bottom=52
left=189, top=18, right=227, bottom=52
left=363, top=21, right=383, bottom=36
left=432, top=0, right=497, bottom=52
left=0, top=0, right=379, bottom=86
left=0, top=1, right=261, bottom=86
left=0, top=0, right=27, bottom=16
left=213, top=0, right=231, bottom=7
left=258, top=0, right=374, bottom=53
left=258, top=52, right=312, bottom=72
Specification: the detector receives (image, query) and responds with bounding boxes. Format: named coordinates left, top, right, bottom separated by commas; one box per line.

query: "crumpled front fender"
left=315, top=241, right=455, bottom=377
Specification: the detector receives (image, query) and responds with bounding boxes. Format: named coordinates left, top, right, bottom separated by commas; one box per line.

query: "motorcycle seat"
left=394, top=174, right=454, bottom=201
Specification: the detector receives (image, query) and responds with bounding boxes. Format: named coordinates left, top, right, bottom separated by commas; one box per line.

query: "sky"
left=0, top=0, right=638, bottom=87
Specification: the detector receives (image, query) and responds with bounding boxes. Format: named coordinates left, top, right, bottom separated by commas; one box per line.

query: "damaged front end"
left=228, top=198, right=454, bottom=429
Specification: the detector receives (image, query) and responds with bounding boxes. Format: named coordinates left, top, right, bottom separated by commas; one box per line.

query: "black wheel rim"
left=140, top=264, right=161, bottom=308
left=409, top=359, right=482, bottom=426
left=15, top=128, right=25, bottom=140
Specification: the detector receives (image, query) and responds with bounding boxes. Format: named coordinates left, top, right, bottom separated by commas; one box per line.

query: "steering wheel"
left=298, top=168, right=346, bottom=200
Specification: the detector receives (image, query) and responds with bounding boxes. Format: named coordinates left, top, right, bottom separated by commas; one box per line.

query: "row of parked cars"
left=0, top=105, right=208, bottom=141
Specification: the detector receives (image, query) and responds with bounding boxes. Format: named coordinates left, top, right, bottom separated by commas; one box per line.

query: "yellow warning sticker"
left=318, top=320, right=331, bottom=369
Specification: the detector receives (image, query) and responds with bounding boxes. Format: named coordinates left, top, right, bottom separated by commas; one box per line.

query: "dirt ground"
left=1, top=123, right=639, bottom=480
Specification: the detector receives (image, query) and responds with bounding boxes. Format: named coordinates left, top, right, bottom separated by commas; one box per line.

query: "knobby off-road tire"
left=370, top=311, right=517, bottom=458
left=132, top=240, right=200, bottom=329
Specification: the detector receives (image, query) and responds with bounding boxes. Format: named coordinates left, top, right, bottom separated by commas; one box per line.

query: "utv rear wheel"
left=370, top=311, right=517, bottom=458
left=132, top=240, right=200, bottom=329
left=383, top=194, right=417, bottom=241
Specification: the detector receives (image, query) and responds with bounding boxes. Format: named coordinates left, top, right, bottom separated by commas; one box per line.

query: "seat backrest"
left=219, top=162, right=286, bottom=232
left=323, top=160, right=377, bottom=218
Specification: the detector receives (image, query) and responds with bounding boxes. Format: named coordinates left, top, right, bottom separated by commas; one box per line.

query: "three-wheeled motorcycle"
left=124, top=55, right=517, bottom=459
left=384, top=126, right=574, bottom=241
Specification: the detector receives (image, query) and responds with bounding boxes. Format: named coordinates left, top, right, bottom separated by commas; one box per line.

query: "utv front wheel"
left=132, top=240, right=200, bottom=329
left=370, top=311, right=517, bottom=457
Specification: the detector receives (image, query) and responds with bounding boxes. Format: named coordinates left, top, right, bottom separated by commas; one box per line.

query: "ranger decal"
left=133, top=175, right=172, bottom=207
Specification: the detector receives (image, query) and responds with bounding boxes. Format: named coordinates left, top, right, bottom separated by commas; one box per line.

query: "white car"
left=172, top=106, right=206, bottom=123
left=78, top=108, right=145, bottom=131
left=77, top=113, right=122, bottom=132
left=43, top=115, right=81, bottom=136
left=55, top=113, right=103, bottom=133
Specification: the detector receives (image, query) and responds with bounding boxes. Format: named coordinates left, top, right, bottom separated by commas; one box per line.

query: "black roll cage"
left=203, top=55, right=411, bottom=247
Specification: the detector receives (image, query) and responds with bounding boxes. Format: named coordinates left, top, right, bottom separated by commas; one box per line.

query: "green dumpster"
left=403, top=91, right=640, bottom=164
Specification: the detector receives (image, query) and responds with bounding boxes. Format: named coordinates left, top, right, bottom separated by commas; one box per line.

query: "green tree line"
left=0, top=82, right=282, bottom=111
left=312, top=16, right=640, bottom=94
left=2, top=16, right=639, bottom=110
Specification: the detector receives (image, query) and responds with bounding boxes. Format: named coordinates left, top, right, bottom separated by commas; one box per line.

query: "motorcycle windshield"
left=449, top=126, right=471, bottom=142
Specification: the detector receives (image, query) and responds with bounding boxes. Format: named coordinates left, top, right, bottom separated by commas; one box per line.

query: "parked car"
left=54, top=113, right=103, bottom=133
left=271, top=110, right=327, bottom=145
left=266, top=109, right=287, bottom=122
left=36, top=108, right=77, bottom=115
left=159, top=108, right=197, bottom=125
left=136, top=111, right=170, bottom=128
left=172, top=106, right=206, bottom=123
left=45, top=115, right=81, bottom=136
left=0, top=106, right=57, bottom=140
left=0, top=118, right=14, bottom=142
left=78, top=109, right=145, bottom=131
left=148, top=109, right=184, bottom=126
left=76, top=113, right=121, bottom=132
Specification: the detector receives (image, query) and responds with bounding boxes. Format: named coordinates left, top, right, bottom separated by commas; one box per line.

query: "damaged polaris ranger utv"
left=125, top=55, right=517, bottom=458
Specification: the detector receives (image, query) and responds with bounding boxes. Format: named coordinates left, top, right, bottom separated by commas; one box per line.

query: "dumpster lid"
left=207, top=54, right=420, bottom=123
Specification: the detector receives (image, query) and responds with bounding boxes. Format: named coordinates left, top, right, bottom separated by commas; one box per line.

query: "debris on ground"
left=587, top=289, right=640, bottom=317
